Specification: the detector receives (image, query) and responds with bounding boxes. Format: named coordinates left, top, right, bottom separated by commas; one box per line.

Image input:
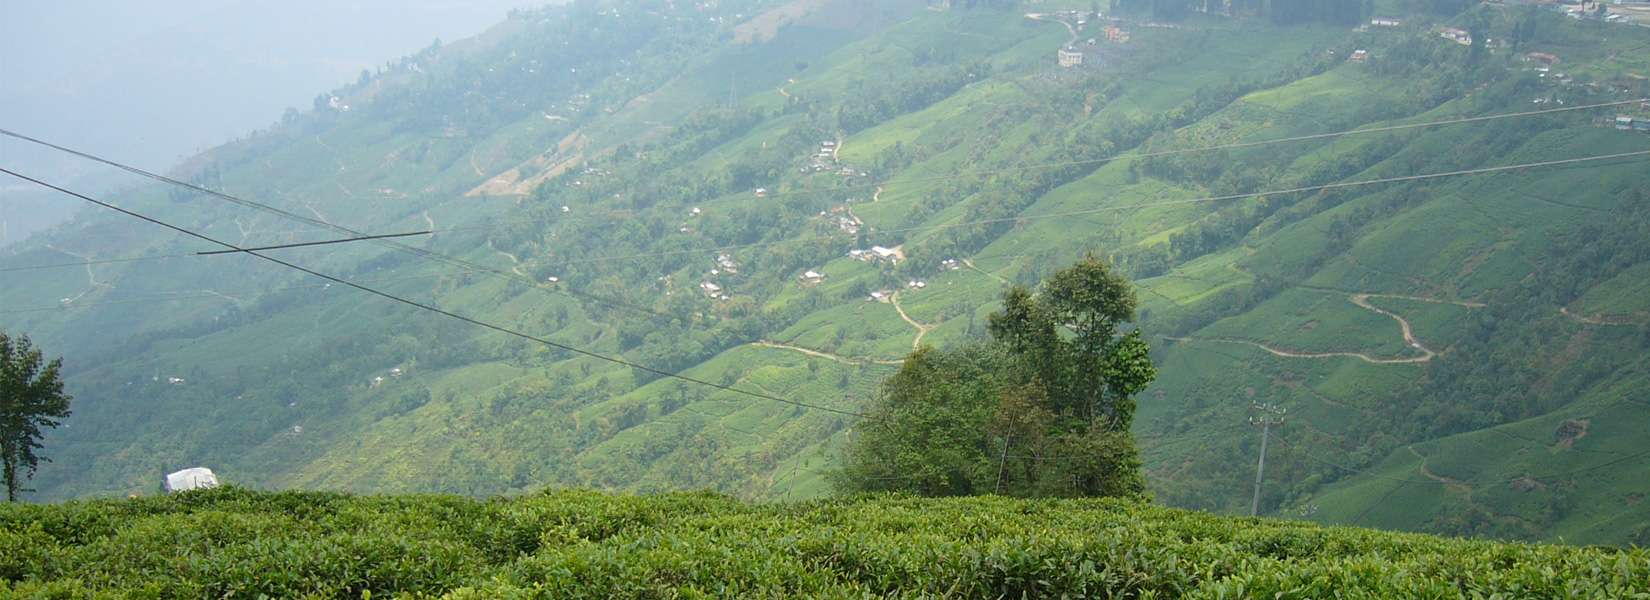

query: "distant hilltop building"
left=1522, top=52, right=1561, bottom=66
left=163, top=467, right=219, bottom=493
left=1439, top=27, right=1472, bottom=46
left=1058, top=47, right=1084, bottom=68
left=1105, top=25, right=1130, bottom=43
left=1370, top=17, right=1402, bottom=27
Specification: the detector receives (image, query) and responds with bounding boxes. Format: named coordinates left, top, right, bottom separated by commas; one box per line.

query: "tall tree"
left=0, top=332, right=72, bottom=502
left=837, top=256, right=1155, bottom=498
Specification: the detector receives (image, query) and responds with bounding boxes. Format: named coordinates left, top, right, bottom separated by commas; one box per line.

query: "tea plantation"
left=4, top=487, right=1645, bottom=598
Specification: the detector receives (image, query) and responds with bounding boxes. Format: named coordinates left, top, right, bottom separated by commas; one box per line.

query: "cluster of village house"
left=1516, top=51, right=1649, bottom=105
left=1052, top=11, right=1132, bottom=69
left=1346, top=12, right=1650, bottom=103
left=544, top=10, right=1644, bottom=307
left=818, top=204, right=864, bottom=235
left=863, top=259, right=964, bottom=303
left=1547, top=1, right=1643, bottom=25
left=692, top=239, right=969, bottom=304
left=567, top=166, right=611, bottom=189
left=799, top=139, right=865, bottom=178
left=697, top=253, right=742, bottom=301
left=678, top=205, right=703, bottom=234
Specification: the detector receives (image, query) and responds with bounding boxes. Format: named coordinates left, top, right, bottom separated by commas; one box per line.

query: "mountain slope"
left=3, top=0, right=1649, bottom=545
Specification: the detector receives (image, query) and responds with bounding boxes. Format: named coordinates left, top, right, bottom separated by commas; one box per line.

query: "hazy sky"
left=1, top=0, right=554, bottom=244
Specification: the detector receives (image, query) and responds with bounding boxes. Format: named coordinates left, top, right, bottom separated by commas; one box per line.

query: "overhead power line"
left=1269, top=433, right=1650, bottom=487
left=412, top=97, right=1650, bottom=227
left=0, top=167, right=864, bottom=418
left=0, top=128, right=680, bottom=323
left=0, top=252, right=198, bottom=273
left=4, top=99, right=1639, bottom=274
left=0, top=270, right=459, bottom=315
left=10, top=143, right=1642, bottom=275
left=195, top=230, right=431, bottom=255
left=746, top=97, right=1650, bottom=202
left=531, top=149, right=1650, bottom=267
left=311, top=98, right=1650, bottom=224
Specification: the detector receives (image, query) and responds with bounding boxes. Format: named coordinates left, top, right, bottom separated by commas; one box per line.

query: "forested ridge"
left=1, top=0, right=1648, bottom=547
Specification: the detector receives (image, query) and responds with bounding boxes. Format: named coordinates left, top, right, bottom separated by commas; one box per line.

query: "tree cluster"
left=836, top=257, right=1156, bottom=498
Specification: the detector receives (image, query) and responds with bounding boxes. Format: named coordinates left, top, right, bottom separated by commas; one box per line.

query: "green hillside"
left=3, top=0, right=1650, bottom=546
left=5, top=487, right=1647, bottom=597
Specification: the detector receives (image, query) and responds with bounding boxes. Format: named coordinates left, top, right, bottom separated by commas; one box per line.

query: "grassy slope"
left=4, top=487, right=1647, bottom=598
left=4, top=0, right=1649, bottom=546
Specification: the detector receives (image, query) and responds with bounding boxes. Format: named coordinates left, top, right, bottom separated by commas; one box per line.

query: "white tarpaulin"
left=163, top=467, right=219, bottom=493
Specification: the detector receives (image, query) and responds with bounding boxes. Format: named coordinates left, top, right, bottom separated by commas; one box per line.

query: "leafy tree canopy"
left=0, top=331, right=73, bottom=502
left=836, top=256, right=1155, bottom=498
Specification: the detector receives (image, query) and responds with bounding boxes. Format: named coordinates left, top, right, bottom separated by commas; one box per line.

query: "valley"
left=2, top=0, right=1648, bottom=546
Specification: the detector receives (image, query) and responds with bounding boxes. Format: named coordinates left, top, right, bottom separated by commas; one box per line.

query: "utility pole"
left=1248, top=402, right=1286, bottom=517
left=994, top=435, right=1012, bottom=495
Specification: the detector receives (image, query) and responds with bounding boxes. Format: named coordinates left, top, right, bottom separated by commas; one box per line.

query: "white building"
left=163, top=467, right=220, bottom=493
left=1058, top=47, right=1084, bottom=68
left=1439, top=27, right=1472, bottom=46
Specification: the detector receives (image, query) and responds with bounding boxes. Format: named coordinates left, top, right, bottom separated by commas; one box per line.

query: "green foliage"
left=838, top=258, right=1154, bottom=498
left=3, top=487, right=1647, bottom=598
left=0, top=332, right=72, bottom=502
left=2, top=0, right=1648, bottom=548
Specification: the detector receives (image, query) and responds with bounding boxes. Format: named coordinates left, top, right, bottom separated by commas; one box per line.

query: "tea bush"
left=2, top=487, right=1645, bottom=598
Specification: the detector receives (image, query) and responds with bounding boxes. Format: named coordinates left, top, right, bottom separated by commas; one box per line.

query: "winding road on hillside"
left=1168, top=290, right=1484, bottom=366
left=1164, top=336, right=1433, bottom=365
left=1025, top=12, right=1078, bottom=46
left=233, top=217, right=255, bottom=245
left=488, top=240, right=529, bottom=277
left=1348, top=293, right=1436, bottom=362
left=890, top=291, right=935, bottom=350
left=1558, top=306, right=1644, bottom=326
left=1409, top=446, right=1471, bottom=495
left=751, top=341, right=904, bottom=366
left=47, top=245, right=115, bottom=304
left=303, top=200, right=334, bottom=225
